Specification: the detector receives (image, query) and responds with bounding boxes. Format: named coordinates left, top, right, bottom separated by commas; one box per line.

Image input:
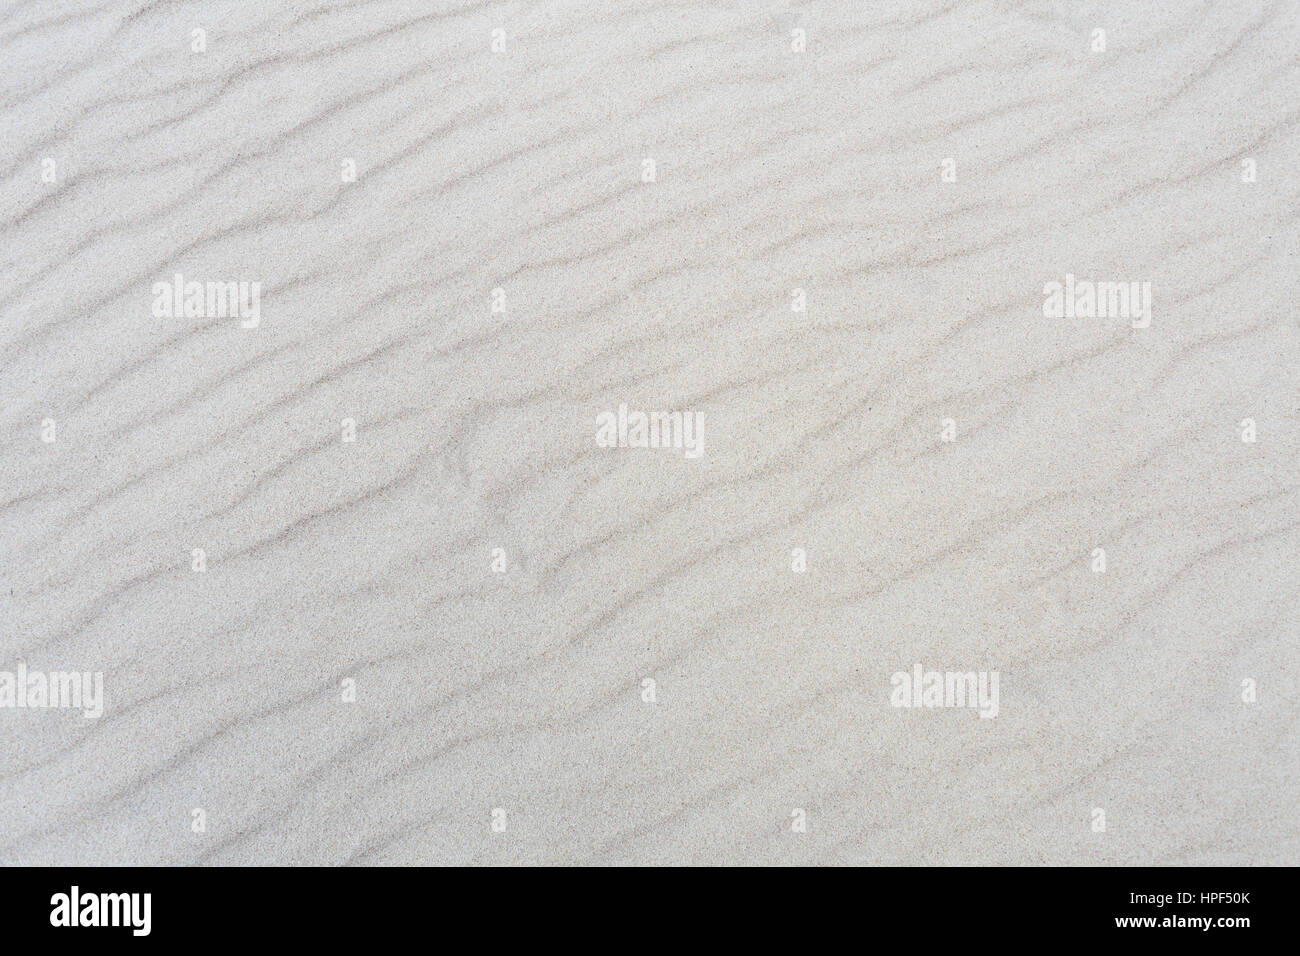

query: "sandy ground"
left=1, top=0, right=1297, bottom=865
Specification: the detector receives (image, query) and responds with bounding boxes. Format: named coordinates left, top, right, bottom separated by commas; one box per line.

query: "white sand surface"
left=1, top=0, right=1297, bottom=865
